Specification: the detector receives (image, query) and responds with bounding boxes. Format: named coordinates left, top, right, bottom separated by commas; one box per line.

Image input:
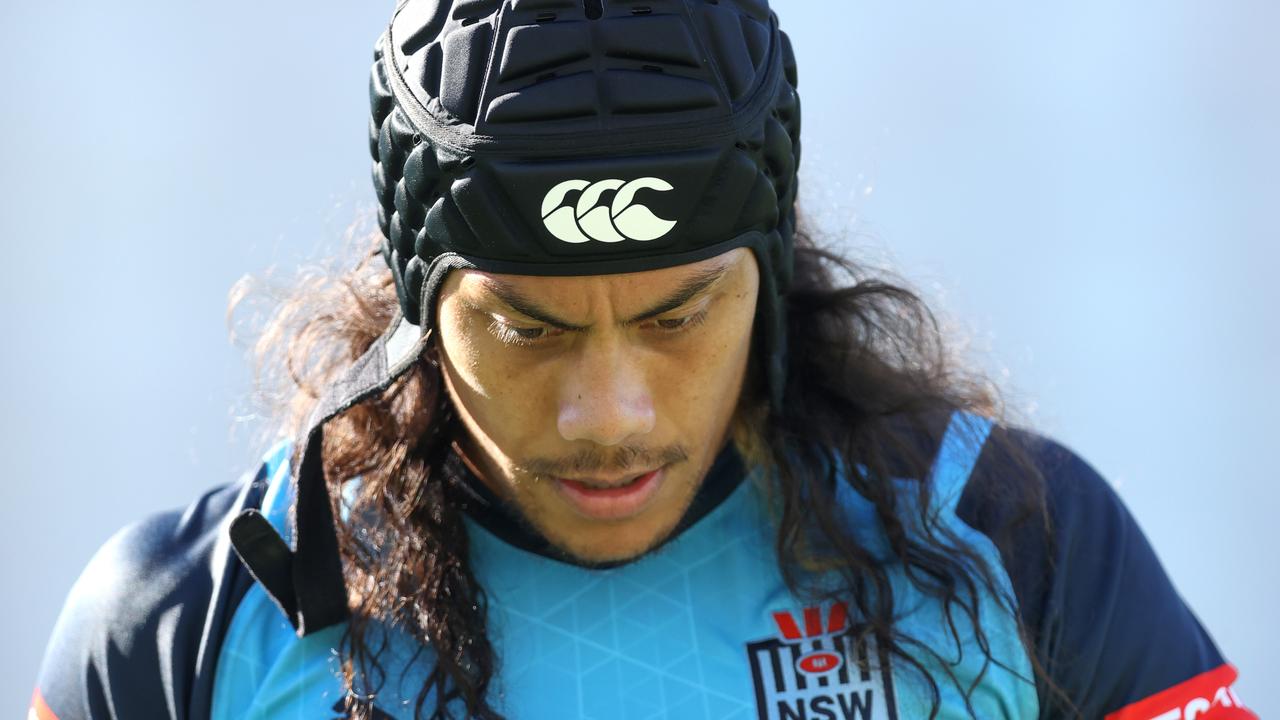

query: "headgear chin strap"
left=232, top=0, right=800, bottom=636
left=230, top=314, right=429, bottom=634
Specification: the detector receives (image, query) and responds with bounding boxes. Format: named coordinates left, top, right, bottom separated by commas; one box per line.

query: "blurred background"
left=2, top=0, right=1275, bottom=715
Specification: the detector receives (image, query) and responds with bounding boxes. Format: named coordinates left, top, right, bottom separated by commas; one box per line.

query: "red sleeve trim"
left=28, top=688, right=61, bottom=720
left=1104, top=664, right=1257, bottom=720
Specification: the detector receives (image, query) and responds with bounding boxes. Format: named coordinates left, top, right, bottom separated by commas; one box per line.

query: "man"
left=32, top=1, right=1254, bottom=718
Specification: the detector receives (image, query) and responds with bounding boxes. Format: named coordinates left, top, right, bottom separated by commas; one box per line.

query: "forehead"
left=449, top=247, right=754, bottom=306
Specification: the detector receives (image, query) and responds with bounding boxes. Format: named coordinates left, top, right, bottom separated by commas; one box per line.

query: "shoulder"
left=957, top=424, right=1175, bottom=637
left=32, top=445, right=286, bottom=720
left=956, top=423, right=1250, bottom=719
left=958, top=424, right=1117, bottom=584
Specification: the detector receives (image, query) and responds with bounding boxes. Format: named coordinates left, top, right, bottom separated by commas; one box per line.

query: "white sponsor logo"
left=1146, top=685, right=1245, bottom=720
left=540, top=177, right=678, bottom=244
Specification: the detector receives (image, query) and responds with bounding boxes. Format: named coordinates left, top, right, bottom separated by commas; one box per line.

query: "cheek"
left=438, top=308, right=546, bottom=442
left=654, top=309, right=754, bottom=421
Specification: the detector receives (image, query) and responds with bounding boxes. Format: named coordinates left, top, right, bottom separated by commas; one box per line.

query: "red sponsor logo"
left=29, top=688, right=60, bottom=720
left=1104, top=664, right=1257, bottom=720
left=796, top=650, right=844, bottom=676
left=771, top=601, right=849, bottom=641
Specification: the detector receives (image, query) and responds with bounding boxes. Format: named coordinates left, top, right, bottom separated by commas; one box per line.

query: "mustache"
left=517, top=445, right=690, bottom=478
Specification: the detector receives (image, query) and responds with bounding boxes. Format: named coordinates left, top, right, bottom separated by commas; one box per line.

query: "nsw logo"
left=540, top=177, right=678, bottom=244
left=746, top=602, right=899, bottom=720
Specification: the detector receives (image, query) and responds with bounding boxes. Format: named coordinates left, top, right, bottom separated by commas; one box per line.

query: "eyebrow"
left=476, top=262, right=733, bottom=332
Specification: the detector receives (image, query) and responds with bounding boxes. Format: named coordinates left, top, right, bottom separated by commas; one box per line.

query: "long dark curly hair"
left=233, top=208, right=1073, bottom=719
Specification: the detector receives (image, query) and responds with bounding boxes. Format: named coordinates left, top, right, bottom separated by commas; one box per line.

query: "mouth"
left=554, top=466, right=666, bottom=521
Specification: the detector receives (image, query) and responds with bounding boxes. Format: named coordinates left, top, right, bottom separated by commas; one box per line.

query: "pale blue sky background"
left=2, top=0, right=1276, bottom=715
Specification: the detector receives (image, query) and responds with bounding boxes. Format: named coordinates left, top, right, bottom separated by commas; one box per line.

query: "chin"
left=554, top=539, right=661, bottom=567
left=544, top=514, right=683, bottom=566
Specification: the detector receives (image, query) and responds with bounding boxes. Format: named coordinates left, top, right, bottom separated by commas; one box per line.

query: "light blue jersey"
left=210, top=412, right=1036, bottom=719
left=38, top=409, right=1249, bottom=719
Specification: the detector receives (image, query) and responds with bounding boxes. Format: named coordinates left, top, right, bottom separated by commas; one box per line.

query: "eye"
left=488, top=318, right=563, bottom=346
left=650, top=308, right=709, bottom=334
left=508, top=326, right=545, bottom=340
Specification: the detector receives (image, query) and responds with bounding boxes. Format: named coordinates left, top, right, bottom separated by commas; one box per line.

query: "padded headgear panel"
left=368, top=0, right=801, bottom=404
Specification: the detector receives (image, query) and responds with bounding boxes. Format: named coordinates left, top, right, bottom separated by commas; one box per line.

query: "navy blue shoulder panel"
left=34, top=466, right=267, bottom=720
left=958, top=427, right=1228, bottom=719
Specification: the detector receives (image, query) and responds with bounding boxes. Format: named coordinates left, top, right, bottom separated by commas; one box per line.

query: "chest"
left=211, top=482, right=1036, bottom=720
left=468, top=503, right=894, bottom=720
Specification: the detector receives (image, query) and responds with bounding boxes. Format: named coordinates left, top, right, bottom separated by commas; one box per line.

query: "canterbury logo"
left=540, top=177, right=678, bottom=244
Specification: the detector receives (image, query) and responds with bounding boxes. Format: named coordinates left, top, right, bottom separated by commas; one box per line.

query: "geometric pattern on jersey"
left=211, top=411, right=1038, bottom=719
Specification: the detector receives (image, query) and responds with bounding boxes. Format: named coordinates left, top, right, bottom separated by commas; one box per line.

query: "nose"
left=557, top=338, right=656, bottom=446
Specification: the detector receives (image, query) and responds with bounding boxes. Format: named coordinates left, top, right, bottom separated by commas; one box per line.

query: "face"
left=434, top=247, right=760, bottom=564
